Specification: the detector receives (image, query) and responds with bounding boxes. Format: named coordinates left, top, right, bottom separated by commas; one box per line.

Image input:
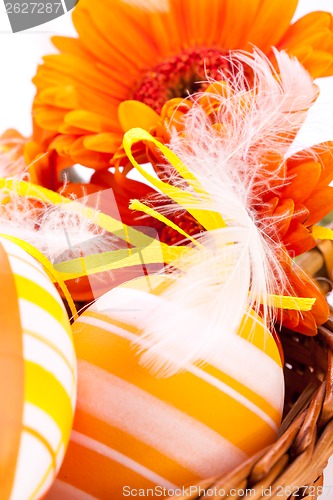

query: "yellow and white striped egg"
left=0, top=236, right=76, bottom=500
left=51, top=277, right=284, bottom=499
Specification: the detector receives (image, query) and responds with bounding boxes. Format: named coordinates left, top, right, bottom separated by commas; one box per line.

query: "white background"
left=0, top=0, right=332, bottom=495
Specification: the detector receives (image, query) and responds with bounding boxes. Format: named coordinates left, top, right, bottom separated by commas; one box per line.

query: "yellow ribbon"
left=0, top=178, right=190, bottom=281
left=312, top=225, right=333, bottom=240
left=123, top=128, right=225, bottom=231
left=54, top=240, right=188, bottom=279
left=264, top=294, right=315, bottom=311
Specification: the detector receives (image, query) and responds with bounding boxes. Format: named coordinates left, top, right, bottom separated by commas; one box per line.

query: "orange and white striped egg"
left=50, top=278, right=284, bottom=499
left=0, top=236, right=76, bottom=500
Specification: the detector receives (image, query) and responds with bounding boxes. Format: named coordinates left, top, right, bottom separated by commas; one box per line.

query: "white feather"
left=0, top=193, right=117, bottom=264
left=135, top=49, right=317, bottom=377
left=0, top=136, right=28, bottom=179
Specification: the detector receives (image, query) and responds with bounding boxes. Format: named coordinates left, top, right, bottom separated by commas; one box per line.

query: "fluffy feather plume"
left=0, top=192, right=117, bottom=264
left=135, top=49, right=318, bottom=377
left=0, top=132, right=28, bottom=179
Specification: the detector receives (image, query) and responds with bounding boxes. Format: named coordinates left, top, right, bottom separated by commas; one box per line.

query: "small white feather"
left=0, top=193, right=117, bottom=264
left=135, top=49, right=316, bottom=377
left=0, top=136, right=28, bottom=179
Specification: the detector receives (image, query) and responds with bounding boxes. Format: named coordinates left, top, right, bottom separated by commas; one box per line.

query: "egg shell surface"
left=52, top=277, right=284, bottom=499
left=0, top=237, right=76, bottom=500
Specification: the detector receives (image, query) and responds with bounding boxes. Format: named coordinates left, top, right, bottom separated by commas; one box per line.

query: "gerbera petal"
left=83, top=133, right=122, bottom=153
left=181, top=0, right=227, bottom=47
left=281, top=309, right=301, bottom=330
left=318, top=60, right=333, bottom=78
left=144, top=2, right=182, bottom=55
left=33, top=106, right=68, bottom=131
left=73, top=0, right=159, bottom=70
left=50, top=135, right=110, bottom=170
left=72, top=7, right=136, bottom=73
left=38, top=54, right=126, bottom=102
left=294, top=269, right=330, bottom=325
left=58, top=123, right=88, bottom=135
left=52, top=36, right=93, bottom=60
left=304, top=187, right=333, bottom=226
left=51, top=135, right=77, bottom=156
left=167, top=0, right=193, bottom=50
left=94, top=62, right=133, bottom=92
left=281, top=309, right=319, bottom=336
left=35, top=60, right=128, bottom=115
left=35, top=86, right=79, bottom=110
left=289, top=45, right=313, bottom=64
left=33, top=66, right=72, bottom=91
left=68, top=136, right=112, bottom=169
left=219, top=0, right=261, bottom=49
left=283, top=38, right=333, bottom=78
left=272, top=198, right=294, bottom=238
left=278, top=12, right=333, bottom=52
left=301, top=51, right=333, bottom=78
left=286, top=142, right=333, bottom=187
left=64, top=111, right=120, bottom=133
left=305, top=289, right=329, bottom=327
left=280, top=263, right=329, bottom=335
left=316, top=142, right=333, bottom=186
left=118, top=100, right=160, bottom=133
left=259, top=197, right=279, bottom=217
left=246, top=0, right=298, bottom=52
left=291, top=203, right=309, bottom=226
left=283, top=223, right=315, bottom=256
left=290, top=312, right=318, bottom=336
left=282, top=161, right=321, bottom=203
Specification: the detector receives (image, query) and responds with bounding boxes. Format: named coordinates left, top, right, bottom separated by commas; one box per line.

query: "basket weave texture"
left=167, top=246, right=333, bottom=499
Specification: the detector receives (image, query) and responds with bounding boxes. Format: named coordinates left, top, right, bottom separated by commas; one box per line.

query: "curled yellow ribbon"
left=123, top=128, right=225, bottom=231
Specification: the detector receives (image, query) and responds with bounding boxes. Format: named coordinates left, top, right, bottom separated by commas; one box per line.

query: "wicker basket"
left=167, top=245, right=333, bottom=499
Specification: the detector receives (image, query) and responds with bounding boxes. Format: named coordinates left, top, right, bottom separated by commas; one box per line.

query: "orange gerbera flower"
left=30, top=0, right=333, bottom=175
left=258, top=145, right=333, bottom=334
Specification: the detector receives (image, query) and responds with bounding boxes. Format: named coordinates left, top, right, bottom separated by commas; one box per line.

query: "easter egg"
left=0, top=236, right=76, bottom=499
left=51, top=277, right=284, bottom=499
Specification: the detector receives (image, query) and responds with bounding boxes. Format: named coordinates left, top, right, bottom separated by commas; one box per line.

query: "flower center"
left=132, top=47, right=232, bottom=113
